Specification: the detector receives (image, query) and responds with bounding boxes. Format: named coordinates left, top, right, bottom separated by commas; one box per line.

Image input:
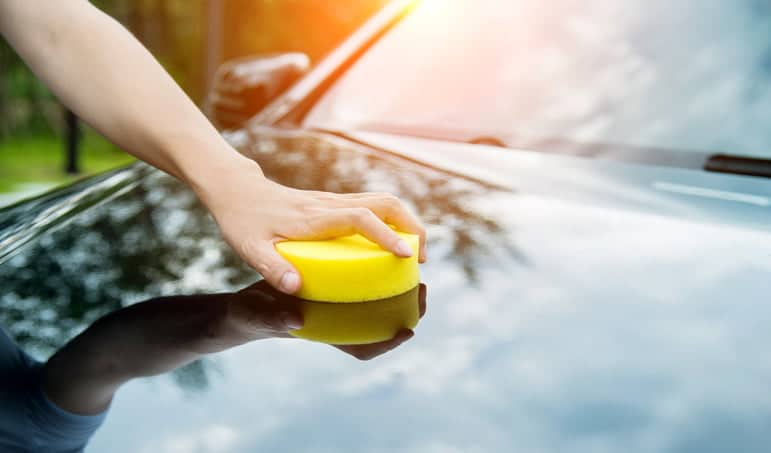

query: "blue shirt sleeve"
left=1, top=328, right=108, bottom=453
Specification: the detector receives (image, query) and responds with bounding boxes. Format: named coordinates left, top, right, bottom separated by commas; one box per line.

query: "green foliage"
left=0, top=39, right=59, bottom=138
left=0, top=0, right=388, bottom=189
left=1, top=0, right=388, bottom=138
left=92, top=0, right=209, bottom=101
left=0, top=130, right=134, bottom=193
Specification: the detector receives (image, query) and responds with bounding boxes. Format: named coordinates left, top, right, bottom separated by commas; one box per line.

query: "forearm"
left=0, top=0, right=255, bottom=188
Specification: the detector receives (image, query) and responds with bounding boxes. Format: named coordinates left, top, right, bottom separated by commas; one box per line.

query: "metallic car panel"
left=2, top=131, right=770, bottom=452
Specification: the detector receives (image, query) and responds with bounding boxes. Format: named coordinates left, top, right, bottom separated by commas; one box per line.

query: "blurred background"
left=0, top=0, right=388, bottom=207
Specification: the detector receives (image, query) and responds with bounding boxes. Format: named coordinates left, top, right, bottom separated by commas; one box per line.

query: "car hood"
left=1, top=128, right=771, bottom=452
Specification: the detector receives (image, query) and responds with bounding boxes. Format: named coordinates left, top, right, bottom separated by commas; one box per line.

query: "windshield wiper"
left=468, top=139, right=771, bottom=179
left=705, top=154, right=771, bottom=179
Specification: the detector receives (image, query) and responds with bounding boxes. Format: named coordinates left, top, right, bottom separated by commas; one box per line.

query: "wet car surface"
left=3, top=0, right=771, bottom=451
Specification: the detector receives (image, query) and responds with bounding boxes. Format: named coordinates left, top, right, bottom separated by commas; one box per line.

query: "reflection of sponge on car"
left=275, top=231, right=420, bottom=302
left=290, top=285, right=421, bottom=345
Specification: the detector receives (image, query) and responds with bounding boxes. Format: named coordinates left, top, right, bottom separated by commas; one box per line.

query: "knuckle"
left=241, top=241, right=281, bottom=279
left=381, top=194, right=401, bottom=207
left=254, top=260, right=270, bottom=276
left=350, top=208, right=372, bottom=222
left=305, top=212, right=334, bottom=235
left=298, top=216, right=316, bottom=235
left=239, top=237, right=262, bottom=261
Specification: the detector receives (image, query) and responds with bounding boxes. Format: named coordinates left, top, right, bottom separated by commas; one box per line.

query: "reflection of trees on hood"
left=243, top=127, right=528, bottom=283
left=0, top=172, right=254, bottom=389
left=1, top=127, right=524, bottom=392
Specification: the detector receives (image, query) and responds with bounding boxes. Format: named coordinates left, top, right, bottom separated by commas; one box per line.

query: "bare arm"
left=0, top=0, right=425, bottom=293
left=0, top=0, right=230, bottom=182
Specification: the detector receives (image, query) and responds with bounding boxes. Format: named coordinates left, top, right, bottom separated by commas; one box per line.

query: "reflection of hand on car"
left=43, top=281, right=426, bottom=417
left=237, top=281, right=427, bottom=361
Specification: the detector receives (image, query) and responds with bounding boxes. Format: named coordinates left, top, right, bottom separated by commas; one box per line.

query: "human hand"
left=194, top=158, right=426, bottom=294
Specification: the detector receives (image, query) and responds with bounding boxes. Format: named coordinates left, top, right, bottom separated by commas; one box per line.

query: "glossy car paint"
left=2, top=0, right=771, bottom=451
left=1, top=128, right=770, bottom=452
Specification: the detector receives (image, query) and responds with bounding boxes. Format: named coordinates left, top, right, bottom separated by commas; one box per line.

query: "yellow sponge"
left=275, top=232, right=419, bottom=302
left=290, top=285, right=421, bottom=345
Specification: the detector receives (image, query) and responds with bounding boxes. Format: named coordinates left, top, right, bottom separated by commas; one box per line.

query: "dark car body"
left=2, top=1, right=771, bottom=452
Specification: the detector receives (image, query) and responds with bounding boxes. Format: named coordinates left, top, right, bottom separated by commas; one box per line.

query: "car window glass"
left=305, top=0, right=771, bottom=158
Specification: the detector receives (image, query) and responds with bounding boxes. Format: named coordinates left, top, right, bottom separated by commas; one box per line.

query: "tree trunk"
left=64, top=109, right=81, bottom=175
left=205, top=0, right=223, bottom=95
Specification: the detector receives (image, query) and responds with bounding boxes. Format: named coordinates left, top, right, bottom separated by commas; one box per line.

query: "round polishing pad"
left=290, top=285, right=421, bottom=345
left=275, top=232, right=420, bottom=302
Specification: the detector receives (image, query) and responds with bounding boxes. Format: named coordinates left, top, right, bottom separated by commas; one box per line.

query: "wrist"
left=178, top=139, right=267, bottom=204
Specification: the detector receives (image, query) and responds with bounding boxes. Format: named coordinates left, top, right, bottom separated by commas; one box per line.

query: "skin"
left=42, top=282, right=427, bottom=416
left=0, top=0, right=426, bottom=294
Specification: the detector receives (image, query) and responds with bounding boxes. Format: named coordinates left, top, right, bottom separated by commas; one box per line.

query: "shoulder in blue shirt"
left=0, top=328, right=108, bottom=453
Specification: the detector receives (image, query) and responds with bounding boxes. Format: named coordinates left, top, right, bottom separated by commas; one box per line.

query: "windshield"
left=305, top=0, right=771, bottom=158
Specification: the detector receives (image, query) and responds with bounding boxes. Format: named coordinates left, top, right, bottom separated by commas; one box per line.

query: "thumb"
left=252, top=242, right=302, bottom=295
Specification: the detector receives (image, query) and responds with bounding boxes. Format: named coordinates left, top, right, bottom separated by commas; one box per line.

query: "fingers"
left=369, top=199, right=426, bottom=263
left=242, top=241, right=302, bottom=295
left=334, top=193, right=426, bottom=263
left=334, top=329, right=415, bottom=361
left=307, top=208, right=415, bottom=258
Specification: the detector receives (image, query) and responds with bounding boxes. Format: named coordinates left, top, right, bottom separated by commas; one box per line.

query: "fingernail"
left=395, top=239, right=414, bottom=257
left=279, top=272, right=299, bottom=293
left=281, top=312, right=304, bottom=330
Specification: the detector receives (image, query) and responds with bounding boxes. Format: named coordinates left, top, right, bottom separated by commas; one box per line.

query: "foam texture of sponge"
left=275, top=231, right=419, bottom=302
left=290, top=285, right=420, bottom=345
